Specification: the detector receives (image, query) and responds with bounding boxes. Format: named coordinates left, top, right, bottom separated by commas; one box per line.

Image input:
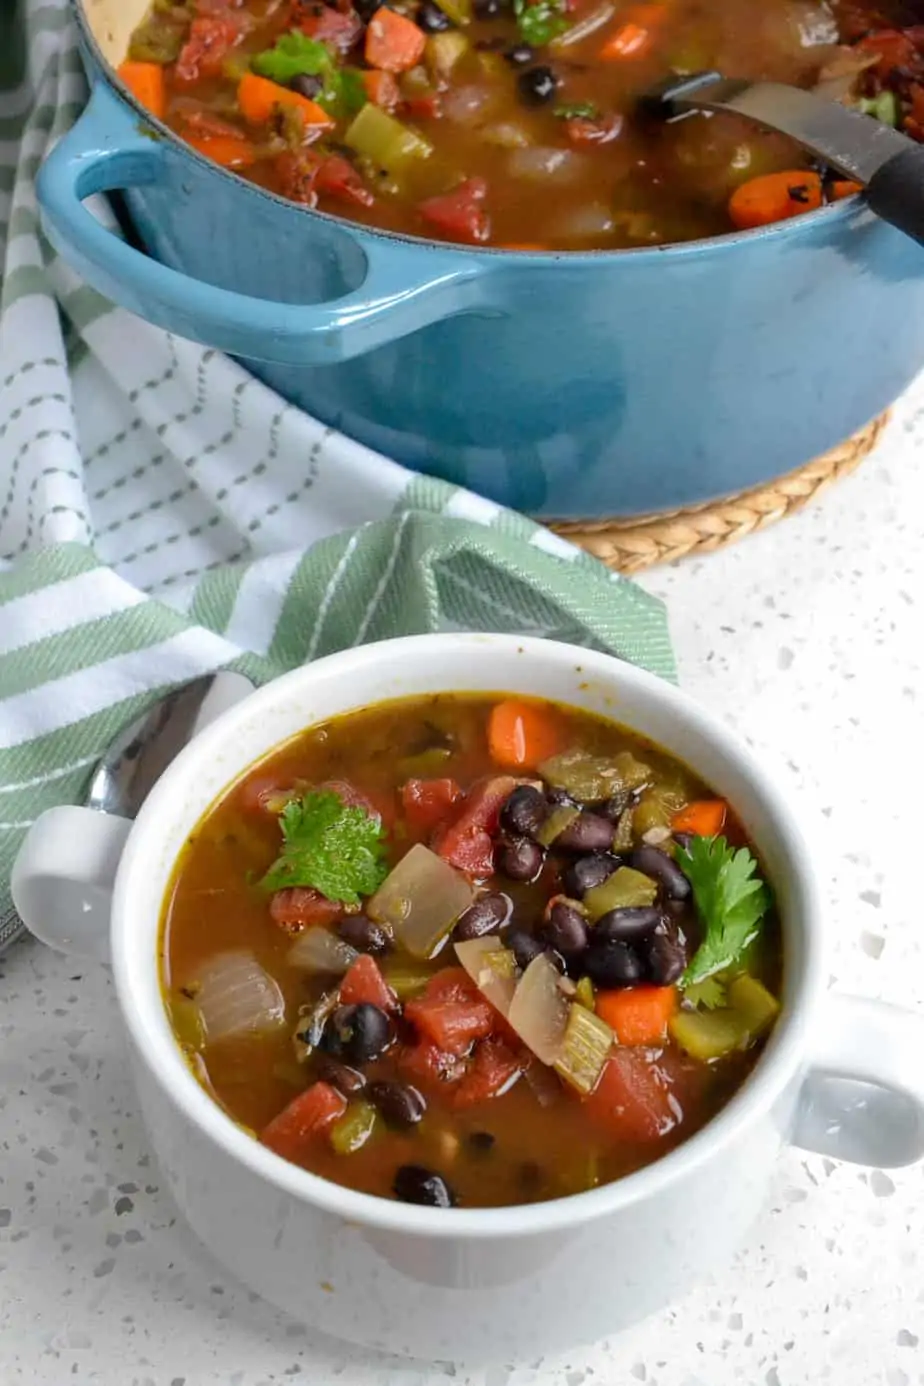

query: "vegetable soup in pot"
left=120, top=0, right=923, bottom=249
left=162, top=693, right=782, bottom=1209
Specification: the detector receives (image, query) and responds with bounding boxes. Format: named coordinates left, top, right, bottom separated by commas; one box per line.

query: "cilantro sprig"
left=554, top=102, right=599, bottom=120
left=678, top=835, right=771, bottom=987
left=261, top=789, right=388, bottom=906
left=251, top=33, right=366, bottom=117
left=513, top=0, right=569, bottom=47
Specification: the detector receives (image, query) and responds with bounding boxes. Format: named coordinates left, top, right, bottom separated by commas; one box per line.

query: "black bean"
left=504, top=42, right=535, bottom=65
left=505, top=927, right=545, bottom=970
left=337, top=914, right=391, bottom=955
left=354, top=0, right=381, bottom=19
left=643, top=920, right=688, bottom=986
left=555, top=812, right=616, bottom=854
left=630, top=845, right=691, bottom=901
left=594, top=906, right=662, bottom=944
left=453, top=892, right=511, bottom=942
left=583, top=941, right=645, bottom=988
left=500, top=785, right=547, bottom=840
left=673, top=831, right=693, bottom=853
left=596, top=789, right=632, bottom=821
left=368, top=1080, right=427, bottom=1127
left=496, top=836, right=544, bottom=883
left=468, top=1130, right=496, bottom=1152
left=546, top=786, right=579, bottom=810
left=314, top=1055, right=367, bottom=1095
left=517, top=65, right=558, bottom=105
left=328, top=1002, right=391, bottom=1064
left=561, top=851, right=621, bottom=899
left=540, top=902, right=588, bottom=959
left=289, top=72, right=323, bottom=100
left=417, top=0, right=452, bottom=27
left=393, top=1164, right=456, bottom=1207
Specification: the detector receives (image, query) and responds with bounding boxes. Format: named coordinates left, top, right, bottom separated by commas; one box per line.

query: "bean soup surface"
left=162, top=693, right=782, bottom=1208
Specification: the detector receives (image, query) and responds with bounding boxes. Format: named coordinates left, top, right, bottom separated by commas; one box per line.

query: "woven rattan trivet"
left=549, top=412, right=889, bottom=575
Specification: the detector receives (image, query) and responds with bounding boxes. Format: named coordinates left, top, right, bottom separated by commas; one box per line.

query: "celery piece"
left=584, top=866, right=657, bottom=920
left=345, top=104, right=433, bottom=177
left=861, top=91, right=900, bottom=127
left=612, top=751, right=652, bottom=791
left=728, top=974, right=780, bottom=1036
left=381, top=963, right=433, bottom=999
left=399, top=746, right=453, bottom=777
left=669, top=1007, right=750, bottom=1062
left=611, top=806, right=634, bottom=853
left=575, top=975, right=595, bottom=1010
left=539, top=747, right=624, bottom=801
left=128, top=18, right=186, bottom=64
left=554, top=1003, right=613, bottom=1095
left=632, top=791, right=673, bottom=839
left=535, top=803, right=580, bottom=847
left=170, top=994, right=205, bottom=1051
left=425, top=29, right=470, bottom=79
left=400, top=64, right=433, bottom=98
left=330, top=1100, right=378, bottom=1155
left=434, top=0, right=472, bottom=24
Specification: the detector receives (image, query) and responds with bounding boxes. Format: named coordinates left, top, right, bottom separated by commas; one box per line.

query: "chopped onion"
left=549, top=0, right=614, bottom=47
left=455, top=937, right=518, bottom=1016
left=481, top=121, right=531, bottom=149
left=507, top=954, right=570, bottom=1066
left=368, top=843, right=473, bottom=959
left=508, top=146, right=585, bottom=183
left=551, top=202, right=616, bottom=242
left=443, top=84, right=495, bottom=125
left=194, top=951, right=286, bottom=1044
left=288, top=926, right=358, bottom=975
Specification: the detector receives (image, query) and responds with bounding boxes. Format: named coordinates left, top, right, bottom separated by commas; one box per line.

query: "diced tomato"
left=566, top=112, right=623, bottom=145
left=405, top=967, right=496, bottom=1055
left=856, top=29, right=918, bottom=76
left=314, top=154, right=375, bottom=207
left=320, top=778, right=394, bottom=829
left=434, top=774, right=516, bottom=877
left=401, top=777, right=463, bottom=837
left=582, top=1048, right=680, bottom=1143
left=298, top=2, right=364, bottom=53
left=270, top=886, right=343, bottom=932
left=339, top=953, right=398, bottom=1011
left=181, top=107, right=247, bottom=140
left=175, top=15, right=246, bottom=83
left=398, top=1038, right=466, bottom=1089
left=404, top=92, right=442, bottom=119
left=453, top=1036, right=523, bottom=1108
left=261, top=1081, right=347, bottom=1161
left=418, top=177, right=491, bottom=245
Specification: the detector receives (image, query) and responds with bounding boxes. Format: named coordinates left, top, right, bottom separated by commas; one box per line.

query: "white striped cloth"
left=0, top=0, right=674, bottom=948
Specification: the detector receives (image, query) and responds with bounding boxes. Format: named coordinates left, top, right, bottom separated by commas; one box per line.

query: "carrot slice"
left=599, top=21, right=652, bottom=57
left=671, top=799, right=727, bottom=837
left=365, top=7, right=427, bottom=72
left=339, top=954, right=398, bottom=1012
left=487, top=699, right=563, bottom=770
left=830, top=179, right=862, bottom=201
left=728, top=170, right=822, bottom=230
left=361, top=68, right=400, bottom=110
left=117, top=61, right=166, bottom=121
left=184, top=131, right=260, bottom=169
left=261, top=1082, right=347, bottom=1161
left=595, top=985, right=676, bottom=1045
left=237, top=71, right=334, bottom=130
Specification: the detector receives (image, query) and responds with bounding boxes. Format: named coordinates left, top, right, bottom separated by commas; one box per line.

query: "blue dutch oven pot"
left=37, top=0, right=924, bottom=517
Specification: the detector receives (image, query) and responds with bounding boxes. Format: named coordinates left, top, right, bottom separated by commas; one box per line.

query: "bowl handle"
left=792, top=991, right=924, bottom=1168
left=37, top=84, right=489, bottom=366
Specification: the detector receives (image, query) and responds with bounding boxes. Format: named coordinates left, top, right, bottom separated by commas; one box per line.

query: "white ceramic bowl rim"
left=111, top=634, right=823, bottom=1240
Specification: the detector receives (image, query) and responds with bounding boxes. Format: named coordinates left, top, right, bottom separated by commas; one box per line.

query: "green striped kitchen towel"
left=0, top=0, right=674, bottom=950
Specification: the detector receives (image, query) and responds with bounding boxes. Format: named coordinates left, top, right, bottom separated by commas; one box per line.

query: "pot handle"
left=37, top=83, right=488, bottom=366
left=792, top=991, right=924, bottom=1168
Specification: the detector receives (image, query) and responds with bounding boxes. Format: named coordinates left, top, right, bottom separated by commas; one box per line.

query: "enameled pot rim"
left=74, top=0, right=862, bottom=267
left=110, top=632, right=825, bottom=1241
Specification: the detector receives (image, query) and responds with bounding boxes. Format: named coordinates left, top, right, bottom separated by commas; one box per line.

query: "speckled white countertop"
left=3, top=380, right=924, bottom=1386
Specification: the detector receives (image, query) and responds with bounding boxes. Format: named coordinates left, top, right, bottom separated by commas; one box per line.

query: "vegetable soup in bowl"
left=12, top=635, right=924, bottom=1360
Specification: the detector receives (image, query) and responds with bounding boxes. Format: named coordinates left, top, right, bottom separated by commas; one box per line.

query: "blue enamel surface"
left=37, top=39, right=924, bottom=517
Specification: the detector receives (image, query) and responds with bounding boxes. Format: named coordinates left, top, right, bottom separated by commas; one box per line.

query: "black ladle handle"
left=866, top=144, right=924, bottom=248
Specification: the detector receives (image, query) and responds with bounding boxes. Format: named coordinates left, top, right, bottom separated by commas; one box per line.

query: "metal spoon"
left=0, top=670, right=254, bottom=951
left=641, top=71, right=924, bottom=248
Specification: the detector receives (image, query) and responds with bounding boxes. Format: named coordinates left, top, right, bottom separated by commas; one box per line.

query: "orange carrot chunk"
left=117, top=61, right=166, bottom=121
left=728, top=170, right=822, bottom=230
left=599, top=21, right=652, bottom=58
left=361, top=68, right=400, bottom=110
left=237, top=71, right=334, bottom=129
left=365, top=7, right=427, bottom=72
left=671, top=799, right=727, bottom=837
left=487, top=699, right=564, bottom=770
left=830, top=179, right=862, bottom=200
left=261, top=1082, right=347, bottom=1161
left=595, top=985, right=676, bottom=1045
left=184, top=131, right=259, bottom=168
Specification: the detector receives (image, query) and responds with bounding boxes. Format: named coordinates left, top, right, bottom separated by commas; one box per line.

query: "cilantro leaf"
left=681, top=975, right=726, bottom=1010
left=261, top=789, right=388, bottom=906
left=679, top=835, right=771, bottom=986
left=340, top=67, right=370, bottom=117
left=554, top=102, right=599, bottom=120
left=513, top=0, right=569, bottom=47
left=252, top=33, right=336, bottom=87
